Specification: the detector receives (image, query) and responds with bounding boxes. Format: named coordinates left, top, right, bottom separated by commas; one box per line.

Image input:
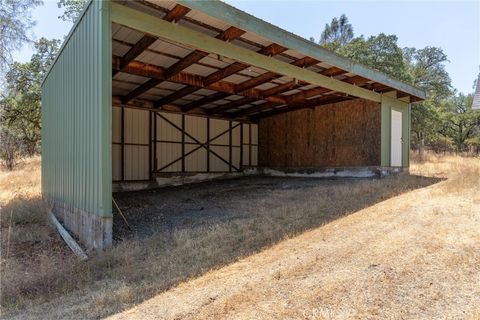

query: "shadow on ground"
left=2, top=174, right=441, bottom=319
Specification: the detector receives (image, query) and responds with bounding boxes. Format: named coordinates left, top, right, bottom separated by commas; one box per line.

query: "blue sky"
left=14, top=0, right=480, bottom=94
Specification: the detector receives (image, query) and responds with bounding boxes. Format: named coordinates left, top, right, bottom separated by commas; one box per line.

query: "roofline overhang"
left=42, top=0, right=426, bottom=102
left=111, top=3, right=385, bottom=103
left=178, top=0, right=426, bottom=101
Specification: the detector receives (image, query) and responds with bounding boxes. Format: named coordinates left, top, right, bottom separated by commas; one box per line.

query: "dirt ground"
left=2, top=154, right=480, bottom=319
left=108, top=157, right=480, bottom=320
left=113, top=177, right=419, bottom=241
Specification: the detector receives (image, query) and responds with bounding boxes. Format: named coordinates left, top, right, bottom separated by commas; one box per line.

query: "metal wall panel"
left=153, top=112, right=255, bottom=173
left=210, top=119, right=229, bottom=145
left=209, top=146, right=230, bottom=172
left=124, top=145, right=149, bottom=180
left=241, top=123, right=258, bottom=167
left=157, top=142, right=182, bottom=172
left=185, top=114, right=207, bottom=143
left=111, top=107, right=149, bottom=180
left=124, top=108, right=149, bottom=144
left=185, top=146, right=207, bottom=172
left=112, top=109, right=257, bottom=176
left=112, top=144, right=122, bottom=181
left=157, top=113, right=182, bottom=141
left=41, top=0, right=111, bottom=218
left=112, top=106, right=121, bottom=143
left=123, top=108, right=149, bottom=180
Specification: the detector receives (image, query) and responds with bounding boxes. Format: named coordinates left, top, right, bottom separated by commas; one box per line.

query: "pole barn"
left=41, top=0, right=426, bottom=252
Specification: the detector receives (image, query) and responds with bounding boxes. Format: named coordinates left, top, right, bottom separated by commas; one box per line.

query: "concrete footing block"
left=46, top=198, right=112, bottom=253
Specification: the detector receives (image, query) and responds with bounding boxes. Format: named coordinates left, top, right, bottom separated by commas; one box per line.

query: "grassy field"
left=1, top=154, right=479, bottom=319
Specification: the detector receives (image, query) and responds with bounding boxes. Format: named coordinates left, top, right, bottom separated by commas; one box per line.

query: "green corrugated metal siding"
left=41, top=0, right=112, bottom=218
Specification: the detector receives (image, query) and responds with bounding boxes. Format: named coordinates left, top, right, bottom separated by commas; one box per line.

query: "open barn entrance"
left=41, top=0, right=424, bottom=252
left=104, top=1, right=422, bottom=249
left=109, top=13, right=370, bottom=189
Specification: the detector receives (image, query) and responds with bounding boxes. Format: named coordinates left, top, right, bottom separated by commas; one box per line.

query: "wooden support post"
left=249, top=123, right=252, bottom=166
left=181, top=114, right=185, bottom=172
left=148, top=111, right=152, bottom=180
left=207, top=117, right=210, bottom=172
left=153, top=112, right=157, bottom=172
left=229, top=120, right=232, bottom=172
left=120, top=106, right=125, bottom=181
left=239, top=122, right=243, bottom=170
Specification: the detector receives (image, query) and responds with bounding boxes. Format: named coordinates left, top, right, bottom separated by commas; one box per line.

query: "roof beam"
left=114, top=35, right=157, bottom=76
left=177, top=0, right=425, bottom=100
left=111, top=3, right=382, bottom=103
left=154, top=43, right=287, bottom=108
left=251, top=95, right=354, bottom=120
left=235, top=56, right=319, bottom=93
left=321, top=67, right=348, bottom=77
left=204, top=43, right=288, bottom=86
left=233, top=86, right=332, bottom=117
left=164, top=26, right=245, bottom=79
left=210, top=80, right=297, bottom=115
left=163, top=3, right=191, bottom=22
left=226, top=67, right=349, bottom=115
left=113, top=4, right=190, bottom=77
left=182, top=92, right=230, bottom=112
left=154, top=86, right=198, bottom=106
left=207, top=97, right=257, bottom=115
left=121, top=26, right=245, bottom=104
left=113, top=57, right=288, bottom=105
left=122, top=78, right=163, bottom=103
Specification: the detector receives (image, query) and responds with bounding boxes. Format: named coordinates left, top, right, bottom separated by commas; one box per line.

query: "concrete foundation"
left=259, top=166, right=408, bottom=179
left=113, top=166, right=408, bottom=192
left=47, top=198, right=112, bottom=253
left=113, top=169, right=259, bottom=192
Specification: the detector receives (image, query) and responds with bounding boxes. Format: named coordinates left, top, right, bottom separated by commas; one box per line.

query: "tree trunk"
left=419, top=136, right=425, bottom=161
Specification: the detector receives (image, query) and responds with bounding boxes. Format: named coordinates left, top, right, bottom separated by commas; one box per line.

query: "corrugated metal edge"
left=99, top=0, right=113, bottom=217
left=40, top=0, right=94, bottom=87
left=178, top=0, right=426, bottom=101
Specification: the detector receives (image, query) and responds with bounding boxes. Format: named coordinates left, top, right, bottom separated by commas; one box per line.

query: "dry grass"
left=0, top=156, right=41, bottom=204
left=1, top=153, right=479, bottom=319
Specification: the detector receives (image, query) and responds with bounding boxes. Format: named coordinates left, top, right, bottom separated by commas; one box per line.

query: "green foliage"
left=404, top=47, right=452, bottom=102
left=410, top=101, right=443, bottom=152
left=439, top=93, right=480, bottom=152
left=339, top=34, right=410, bottom=82
left=318, top=14, right=354, bottom=51
left=57, top=0, right=87, bottom=23
left=406, top=46, right=452, bottom=150
left=0, top=0, right=42, bottom=73
left=1, top=38, right=60, bottom=156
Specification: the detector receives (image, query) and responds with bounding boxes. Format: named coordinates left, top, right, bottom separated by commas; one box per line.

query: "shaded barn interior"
left=41, top=0, right=425, bottom=251
left=110, top=1, right=420, bottom=183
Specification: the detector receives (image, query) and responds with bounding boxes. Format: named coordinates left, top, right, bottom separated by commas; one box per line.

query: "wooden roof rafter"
left=153, top=43, right=288, bottom=109
left=221, top=68, right=360, bottom=117
left=183, top=55, right=320, bottom=113
left=175, top=0, right=425, bottom=100
left=231, top=87, right=333, bottom=117
left=250, top=95, right=355, bottom=120
left=107, top=0, right=427, bottom=122
left=121, top=28, right=245, bottom=104
left=113, top=4, right=190, bottom=77
left=112, top=57, right=290, bottom=105
left=206, top=80, right=297, bottom=115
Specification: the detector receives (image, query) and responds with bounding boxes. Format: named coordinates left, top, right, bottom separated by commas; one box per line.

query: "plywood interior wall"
left=112, top=107, right=258, bottom=181
left=258, top=99, right=381, bottom=167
